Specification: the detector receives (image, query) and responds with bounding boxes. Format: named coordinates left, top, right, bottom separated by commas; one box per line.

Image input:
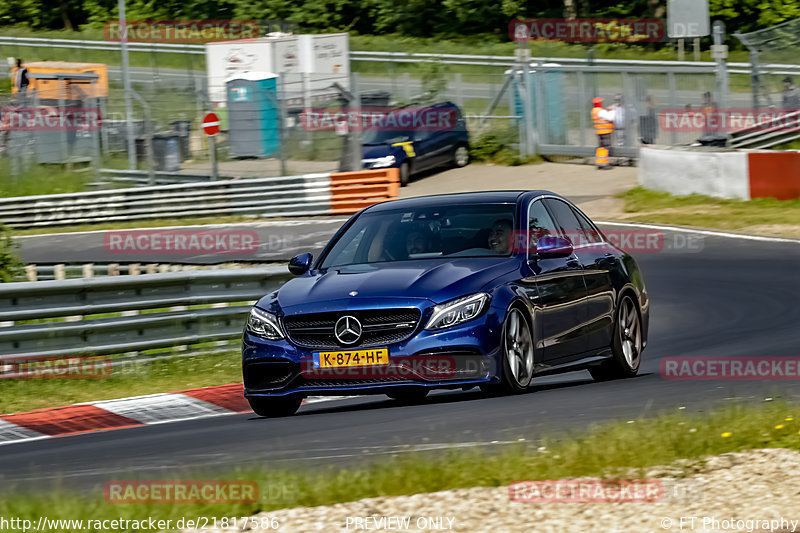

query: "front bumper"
left=242, top=308, right=504, bottom=398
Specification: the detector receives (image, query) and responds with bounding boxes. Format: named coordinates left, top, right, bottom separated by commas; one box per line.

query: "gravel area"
left=185, top=448, right=800, bottom=533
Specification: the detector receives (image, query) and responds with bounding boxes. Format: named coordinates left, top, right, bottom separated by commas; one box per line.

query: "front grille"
left=283, top=308, right=421, bottom=349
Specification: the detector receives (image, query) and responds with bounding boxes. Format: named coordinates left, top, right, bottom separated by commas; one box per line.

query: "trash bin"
left=137, top=133, right=181, bottom=171
left=104, top=119, right=145, bottom=153
left=171, top=119, right=192, bottom=161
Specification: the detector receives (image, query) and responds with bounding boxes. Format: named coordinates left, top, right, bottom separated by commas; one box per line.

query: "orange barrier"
left=748, top=152, right=800, bottom=200
left=328, top=168, right=400, bottom=214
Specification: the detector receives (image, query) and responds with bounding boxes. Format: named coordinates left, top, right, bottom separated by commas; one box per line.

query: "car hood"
left=263, top=258, right=520, bottom=312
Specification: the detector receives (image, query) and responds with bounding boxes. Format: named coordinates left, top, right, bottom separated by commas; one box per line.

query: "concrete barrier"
left=639, top=146, right=800, bottom=201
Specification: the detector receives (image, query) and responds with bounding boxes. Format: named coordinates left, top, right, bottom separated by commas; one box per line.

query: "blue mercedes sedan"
left=242, top=191, right=649, bottom=417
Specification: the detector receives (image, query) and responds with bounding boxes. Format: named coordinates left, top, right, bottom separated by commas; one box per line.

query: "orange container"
left=11, top=61, right=108, bottom=100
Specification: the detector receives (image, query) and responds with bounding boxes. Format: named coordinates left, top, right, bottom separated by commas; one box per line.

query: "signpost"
left=667, top=0, right=710, bottom=61
left=202, top=112, right=220, bottom=180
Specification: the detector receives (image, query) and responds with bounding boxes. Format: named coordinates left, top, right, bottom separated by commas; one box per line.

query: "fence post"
left=25, top=264, right=37, bottom=281
left=713, top=21, right=729, bottom=109
left=277, top=71, right=288, bottom=176
left=350, top=72, right=362, bottom=172
left=454, top=73, right=464, bottom=108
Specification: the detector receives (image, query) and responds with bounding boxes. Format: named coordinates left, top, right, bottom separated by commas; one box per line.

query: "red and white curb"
left=0, top=383, right=345, bottom=446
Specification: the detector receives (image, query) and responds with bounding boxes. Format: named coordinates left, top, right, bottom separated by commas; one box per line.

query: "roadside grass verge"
left=1, top=400, right=799, bottom=530
left=0, top=348, right=242, bottom=414
left=618, top=186, right=800, bottom=236
left=0, top=161, right=92, bottom=198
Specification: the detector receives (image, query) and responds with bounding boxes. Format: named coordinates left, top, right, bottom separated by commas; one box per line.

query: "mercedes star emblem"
left=334, top=315, right=362, bottom=345
left=349, top=291, right=358, bottom=297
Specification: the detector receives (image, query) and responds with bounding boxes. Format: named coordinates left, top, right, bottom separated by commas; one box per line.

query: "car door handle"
left=566, top=257, right=580, bottom=267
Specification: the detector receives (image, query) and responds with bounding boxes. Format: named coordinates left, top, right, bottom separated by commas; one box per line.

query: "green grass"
left=1, top=400, right=799, bottom=531
left=618, top=186, right=800, bottom=235
left=0, top=161, right=93, bottom=197
left=0, top=348, right=242, bottom=414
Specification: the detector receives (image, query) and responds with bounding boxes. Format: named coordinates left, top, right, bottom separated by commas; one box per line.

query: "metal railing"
left=0, top=172, right=335, bottom=228
left=727, top=109, right=800, bottom=149
left=5, top=35, right=800, bottom=75
left=0, top=267, right=290, bottom=361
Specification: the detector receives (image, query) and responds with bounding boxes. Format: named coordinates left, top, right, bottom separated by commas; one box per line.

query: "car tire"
left=248, top=395, right=302, bottom=417
left=492, top=307, right=535, bottom=393
left=453, top=144, right=469, bottom=168
left=589, top=294, right=642, bottom=381
left=386, top=387, right=429, bottom=403
left=399, top=161, right=410, bottom=187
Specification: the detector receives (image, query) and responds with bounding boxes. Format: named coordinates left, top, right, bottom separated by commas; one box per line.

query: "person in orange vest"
left=591, top=97, right=615, bottom=170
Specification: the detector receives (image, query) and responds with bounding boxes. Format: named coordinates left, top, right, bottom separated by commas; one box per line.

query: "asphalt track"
left=2, top=225, right=800, bottom=493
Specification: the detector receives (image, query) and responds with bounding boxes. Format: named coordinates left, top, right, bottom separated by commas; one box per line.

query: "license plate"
left=313, top=348, right=389, bottom=368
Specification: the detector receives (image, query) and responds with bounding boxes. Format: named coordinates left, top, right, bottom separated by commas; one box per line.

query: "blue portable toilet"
left=512, top=65, right=567, bottom=145
left=226, top=72, right=280, bottom=158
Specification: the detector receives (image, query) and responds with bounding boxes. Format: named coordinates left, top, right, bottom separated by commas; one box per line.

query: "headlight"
left=425, top=293, right=490, bottom=330
left=371, top=155, right=396, bottom=168
left=245, top=307, right=284, bottom=340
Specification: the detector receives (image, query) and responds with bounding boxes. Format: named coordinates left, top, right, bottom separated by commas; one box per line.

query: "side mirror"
left=288, top=253, right=313, bottom=276
left=534, top=236, right=573, bottom=258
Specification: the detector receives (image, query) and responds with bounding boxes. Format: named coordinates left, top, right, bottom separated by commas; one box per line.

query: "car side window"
left=414, top=130, right=432, bottom=141
left=543, top=199, right=589, bottom=247
left=527, top=200, right=558, bottom=258
left=571, top=206, right=603, bottom=244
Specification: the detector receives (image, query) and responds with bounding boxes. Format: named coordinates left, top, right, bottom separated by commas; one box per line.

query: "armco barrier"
left=0, top=267, right=291, bottom=361
left=0, top=169, right=399, bottom=228
left=638, top=146, right=800, bottom=201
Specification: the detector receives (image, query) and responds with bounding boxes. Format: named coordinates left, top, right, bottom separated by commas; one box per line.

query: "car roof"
left=364, top=190, right=557, bottom=212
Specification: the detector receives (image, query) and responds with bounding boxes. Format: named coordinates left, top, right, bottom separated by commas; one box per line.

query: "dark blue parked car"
left=242, top=191, right=649, bottom=416
left=360, top=102, right=469, bottom=186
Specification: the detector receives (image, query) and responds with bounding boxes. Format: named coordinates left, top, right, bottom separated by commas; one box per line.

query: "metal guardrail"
left=0, top=267, right=290, bottom=361
left=0, top=169, right=398, bottom=228
left=0, top=169, right=399, bottom=228
left=0, top=36, right=204, bottom=54
left=96, top=169, right=231, bottom=186
left=727, top=109, right=800, bottom=149
left=0, top=173, right=333, bottom=228
left=5, top=35, right=800, bottom=75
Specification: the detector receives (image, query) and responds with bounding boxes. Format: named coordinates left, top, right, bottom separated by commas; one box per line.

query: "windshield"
left=361, top=129, right=414, bottom=145
left=320, top=203, right=517, bottom=268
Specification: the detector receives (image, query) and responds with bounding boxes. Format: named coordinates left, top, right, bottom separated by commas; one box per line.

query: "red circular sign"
left=202, top=112, right=220, bottom=136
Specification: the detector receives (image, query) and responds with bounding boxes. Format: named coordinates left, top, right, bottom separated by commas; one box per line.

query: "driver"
left=488, top=219, right=513, bottom=255
left=406, top=228, right=432, bottom=255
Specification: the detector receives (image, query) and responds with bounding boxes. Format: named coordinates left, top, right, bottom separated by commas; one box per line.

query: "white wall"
left=638, top=147, right=751, bottom=200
